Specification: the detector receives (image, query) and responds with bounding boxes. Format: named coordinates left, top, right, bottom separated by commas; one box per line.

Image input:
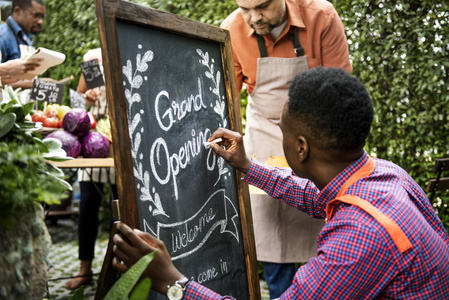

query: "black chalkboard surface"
left=80, top=59, right=105, bottom=90
left=95, top=0, right=259, bottom=299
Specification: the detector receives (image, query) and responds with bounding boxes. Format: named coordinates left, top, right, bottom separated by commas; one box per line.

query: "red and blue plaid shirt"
left=184, top=152, right=449, bottom=299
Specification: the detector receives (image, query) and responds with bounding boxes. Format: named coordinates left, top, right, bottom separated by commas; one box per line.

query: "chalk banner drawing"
left=117, top=21, right=249, bottom=299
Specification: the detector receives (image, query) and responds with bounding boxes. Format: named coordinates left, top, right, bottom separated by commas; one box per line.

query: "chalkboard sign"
left=80, top=59, right=105, bottom=90
left=69, top=89, right=86, bottom=109
left=30, top=79, right=64, bottom=104
left=95, top=0, right=259, bottom=299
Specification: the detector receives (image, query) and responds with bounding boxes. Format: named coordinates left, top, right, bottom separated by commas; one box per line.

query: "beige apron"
left=244, top=32, right=324, bottom=263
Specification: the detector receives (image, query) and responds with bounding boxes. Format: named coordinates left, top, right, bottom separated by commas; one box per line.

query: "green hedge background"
left=6, top=0, right=448, bottom=229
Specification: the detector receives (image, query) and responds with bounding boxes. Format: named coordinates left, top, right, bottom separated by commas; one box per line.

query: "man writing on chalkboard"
left=111, top=67, right=449, bottom=299
left=219, top=1, right=351, bottom=297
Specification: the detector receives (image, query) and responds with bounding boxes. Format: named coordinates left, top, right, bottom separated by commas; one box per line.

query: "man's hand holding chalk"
left=207, top=128, right=252, bottom=174
left=203, top=138, right=222, bottom=149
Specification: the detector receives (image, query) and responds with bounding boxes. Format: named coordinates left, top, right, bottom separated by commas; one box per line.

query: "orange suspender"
left=326, top=157, right=412, bottom=253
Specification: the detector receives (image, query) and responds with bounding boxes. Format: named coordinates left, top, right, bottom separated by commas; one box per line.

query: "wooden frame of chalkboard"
left=94, top=0, right=260, bottom=299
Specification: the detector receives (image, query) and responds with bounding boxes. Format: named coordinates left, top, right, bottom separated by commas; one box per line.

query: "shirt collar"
left=7, top=16, right=34, bottom=45
left=317, top=151, right=371, bottom=207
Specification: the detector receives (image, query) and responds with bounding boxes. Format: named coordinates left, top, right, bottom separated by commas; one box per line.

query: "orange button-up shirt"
left=221, top=0, right=352, bottom=93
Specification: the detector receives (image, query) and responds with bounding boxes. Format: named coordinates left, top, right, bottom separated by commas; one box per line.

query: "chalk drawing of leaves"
left=132, top=132, right=141, bottom=161
left=197, top=48, right=228, bottom=129
left=139, top=171, right=167, bottom=217
left=122, top=47, right=166, bottom=218
left=215, top=71, right=220, bottom=92
left=123, top=60, right=133, bottom=83
left=196, top=49, right=209, bottom=66
left=153, top=193, right=167, bottom=217
left=132, top=75, right=143, bottom=89
left=136, top=50, right=154, bottom=73
left=129, top=113, right=141, bottom=135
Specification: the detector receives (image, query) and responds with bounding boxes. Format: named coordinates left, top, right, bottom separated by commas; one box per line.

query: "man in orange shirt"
left=220, top=0, right=352, bottom=297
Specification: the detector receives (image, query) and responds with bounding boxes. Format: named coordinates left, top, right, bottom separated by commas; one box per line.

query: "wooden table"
left=47, top=157, right=114, bottom=168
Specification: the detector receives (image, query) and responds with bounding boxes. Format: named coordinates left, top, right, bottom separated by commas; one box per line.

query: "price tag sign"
left=30, top=79, right=64, bottom=104
left=80, top=59, right=104, bottom=90
left=69, top=88, right=86, bottom=109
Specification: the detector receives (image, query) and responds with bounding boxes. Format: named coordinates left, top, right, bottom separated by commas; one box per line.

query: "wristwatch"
left=167, top=276, right=190, bottom=300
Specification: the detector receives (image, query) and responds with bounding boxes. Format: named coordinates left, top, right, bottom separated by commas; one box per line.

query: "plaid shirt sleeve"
left=184, top=281, right=235, bottom=299
left=243, top=159, right=325, bottom=218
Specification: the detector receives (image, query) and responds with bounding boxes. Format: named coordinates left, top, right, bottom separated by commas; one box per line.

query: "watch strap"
left=175, top=276, right=190, bottom=289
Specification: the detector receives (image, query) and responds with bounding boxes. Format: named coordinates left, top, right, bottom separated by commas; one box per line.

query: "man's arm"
left=320, top=7, right=352, bottom=73
left=208, top=128, right=323, bottom=218
left=243, top=159, right=323, bottom=218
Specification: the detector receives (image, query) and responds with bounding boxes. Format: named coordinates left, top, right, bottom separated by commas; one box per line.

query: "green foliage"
left=144, top=0, right=238, bottom=26
left=0, top=86, right=72, bottom=227
left=104, top=251, right=156, bottom=300
left=331, top=0, right=449, bottom=229
left=0, top=142, right=70, bottom=227
left=70, top=251, right=156, bottom=300
left=34, top=0, right=100, bottom=104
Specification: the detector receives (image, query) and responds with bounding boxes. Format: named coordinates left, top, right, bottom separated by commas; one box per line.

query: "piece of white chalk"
left=203, top=138, right=222, bottom=148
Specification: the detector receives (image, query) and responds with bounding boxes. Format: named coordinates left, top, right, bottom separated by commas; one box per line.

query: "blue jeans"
left=263, top=262, right=296, bottom=299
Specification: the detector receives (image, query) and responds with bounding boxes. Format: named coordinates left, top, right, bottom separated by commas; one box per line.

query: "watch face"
left=167, top=285, right=183, bottom=300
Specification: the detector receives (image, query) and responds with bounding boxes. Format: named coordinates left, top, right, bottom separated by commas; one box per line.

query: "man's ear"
left=13, top=6, right=23, bottom=16
left=296, top=136, right=309, bottom=161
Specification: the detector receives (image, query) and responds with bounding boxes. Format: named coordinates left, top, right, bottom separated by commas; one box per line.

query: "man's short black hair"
left=13, top=0, right=45, bottom=9
left=287, top=67, right=373, bottom=153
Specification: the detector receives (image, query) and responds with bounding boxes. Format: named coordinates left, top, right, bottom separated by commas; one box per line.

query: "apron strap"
left=6, top=19, right=24, bottom=47
left=289, top=27, right=304, bottom=57
left=326, top=195, right=413, bottom=253
left=255, top=34, right=268, bottom=58
left=256, top=27, right=304, bottom=58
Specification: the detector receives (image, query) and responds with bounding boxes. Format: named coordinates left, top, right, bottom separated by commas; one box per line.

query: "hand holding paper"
left=21, top=47, right=66, bottom=80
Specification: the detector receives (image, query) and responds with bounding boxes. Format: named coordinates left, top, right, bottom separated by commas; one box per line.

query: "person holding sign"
left=220, top=0, right=352, bottom=296
left=65, top=48, right=117, bottom=290
left=112, top=67, right=449, bottom=299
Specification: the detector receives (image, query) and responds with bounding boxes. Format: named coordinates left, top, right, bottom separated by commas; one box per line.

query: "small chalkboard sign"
left=30, top=79, right=64, bottom=104
left=95, top=0, right=259, bottom=299
left=80, top=59, right=104, bottom=90
left=69, top=88, right=86, bottom=109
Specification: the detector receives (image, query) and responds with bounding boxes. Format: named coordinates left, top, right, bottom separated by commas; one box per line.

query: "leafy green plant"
left=70, top=251, right=157, bottom=300
left=331, top=0, right=449, bottom=230
left=0, top=85, right=72, bottom=227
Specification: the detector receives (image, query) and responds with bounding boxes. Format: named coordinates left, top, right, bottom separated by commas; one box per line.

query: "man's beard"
left=251, top=14, right=285, bottom=35
left=30, top=25, right=41, bottom=34
left=251, top=24, right=276, bottom=35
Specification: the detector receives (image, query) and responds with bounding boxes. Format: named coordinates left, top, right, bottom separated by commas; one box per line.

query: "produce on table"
left=31, top=104, right=73, bottom=128
left=62, top=108, right=91, bottom=137
left=31, top=110, right=46, bottom=123
left=31, top=106, right=112, bottom=158
left=87, top=111, right=97, bottom=129
left=42, top=116, right=59, bottom=128
left=57, top=105, right=71, bottom=119
left=96, top=117, right=112, bottom=142
left=81, top=131, right=110, bottom=158
left=44, top=130, right=82, bottom=158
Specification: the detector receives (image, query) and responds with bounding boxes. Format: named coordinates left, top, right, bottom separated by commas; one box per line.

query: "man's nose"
left=249, top=10, right=262, bottom=23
